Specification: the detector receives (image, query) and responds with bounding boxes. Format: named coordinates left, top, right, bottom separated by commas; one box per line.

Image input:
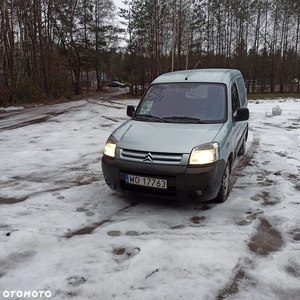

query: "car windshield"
left=134, top=83, right=226, bottom=123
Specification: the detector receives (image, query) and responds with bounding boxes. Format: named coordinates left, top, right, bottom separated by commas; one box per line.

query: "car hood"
left=113, top=120, right=224, bottom=153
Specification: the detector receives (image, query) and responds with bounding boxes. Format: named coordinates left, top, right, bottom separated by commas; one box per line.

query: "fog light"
left=105, top=178, right=111, bottom=186
left=195, top=190, right=203, bottom=197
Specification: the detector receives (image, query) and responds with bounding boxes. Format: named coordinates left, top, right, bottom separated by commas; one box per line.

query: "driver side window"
left=231, top=84, right=240, bottom=115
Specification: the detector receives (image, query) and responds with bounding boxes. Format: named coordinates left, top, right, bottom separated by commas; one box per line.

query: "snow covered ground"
left=0, top=96, right=300, bottom=300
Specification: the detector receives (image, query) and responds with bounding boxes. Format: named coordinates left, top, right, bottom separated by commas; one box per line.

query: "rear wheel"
left=215, top=161, right=230, bottom=203
left=237, top=138, right=246, bottom=156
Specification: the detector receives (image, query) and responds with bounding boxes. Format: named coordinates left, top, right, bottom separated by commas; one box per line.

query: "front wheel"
left=215, top=161, right=230, bottom=203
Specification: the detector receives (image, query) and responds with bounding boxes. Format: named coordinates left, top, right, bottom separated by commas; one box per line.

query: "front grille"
left=120, top=149, right=182, bottom=164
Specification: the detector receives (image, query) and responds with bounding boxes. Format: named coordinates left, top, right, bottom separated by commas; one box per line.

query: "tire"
left=238, top=127, right=248, bottom=157
left=215, top=161, right=230, bottom=203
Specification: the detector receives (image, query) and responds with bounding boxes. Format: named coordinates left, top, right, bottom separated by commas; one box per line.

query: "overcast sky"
left=114, top=0, right=126, bottom=10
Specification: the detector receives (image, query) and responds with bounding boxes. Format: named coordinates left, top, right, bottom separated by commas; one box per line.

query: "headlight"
left=189, top=142, right=219, bottom=165
left=103, top=136, right=117, bottom=158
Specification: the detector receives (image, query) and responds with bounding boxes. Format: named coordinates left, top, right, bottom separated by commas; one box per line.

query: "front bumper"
left=101, top=156, right=225, bottom=202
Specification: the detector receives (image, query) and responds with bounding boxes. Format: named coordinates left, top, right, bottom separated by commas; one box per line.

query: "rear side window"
left=231, top=84, right=240, bottom=115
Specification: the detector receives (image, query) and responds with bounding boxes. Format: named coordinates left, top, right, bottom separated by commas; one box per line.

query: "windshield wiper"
left=134, top=114, right=165, bottom=122
left=162, top=116, right=204, bottom=123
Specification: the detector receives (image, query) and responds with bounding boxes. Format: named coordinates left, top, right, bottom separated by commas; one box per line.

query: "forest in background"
left=1, top=0, right=300, bottom=107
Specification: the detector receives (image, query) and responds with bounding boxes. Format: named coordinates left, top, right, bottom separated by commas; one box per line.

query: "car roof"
left=151, top=69, right=242, bottom=85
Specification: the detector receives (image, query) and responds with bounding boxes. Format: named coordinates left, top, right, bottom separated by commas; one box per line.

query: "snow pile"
left=272, top=105, right=282, bottom=115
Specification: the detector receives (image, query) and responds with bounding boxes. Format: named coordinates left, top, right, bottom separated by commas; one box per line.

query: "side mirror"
left=127, top=105, right=135, bottom=117
left=235, top=108, right=249, bottom=122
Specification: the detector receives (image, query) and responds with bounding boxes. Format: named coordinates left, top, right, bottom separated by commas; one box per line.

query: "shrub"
left=16, top=78, right=41, bottom=104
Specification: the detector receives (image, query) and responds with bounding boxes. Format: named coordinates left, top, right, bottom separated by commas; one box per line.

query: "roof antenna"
left=185, top=59, right=201, bottom=80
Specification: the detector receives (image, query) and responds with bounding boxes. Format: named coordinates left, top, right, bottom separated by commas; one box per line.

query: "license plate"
left=125, top=174, right=167, bottom=189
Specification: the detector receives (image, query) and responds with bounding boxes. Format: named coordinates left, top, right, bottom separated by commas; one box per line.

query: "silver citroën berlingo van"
left=102, top=69, right=249, bottom=203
